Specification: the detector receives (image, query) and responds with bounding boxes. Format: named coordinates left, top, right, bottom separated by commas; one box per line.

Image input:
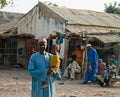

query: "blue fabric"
left=54, top=70, right=61, bottom=81
left=59, top=32, right=63, bottom=44
left=84, top=48, right=98, bottom=83
left=28, top=52, right=57, bottom=97
left=18, top=48, right=23, bottom=55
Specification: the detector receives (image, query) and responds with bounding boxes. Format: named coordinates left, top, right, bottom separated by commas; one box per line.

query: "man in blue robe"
left=83, top=44, right=98, bottom=84
left=28, top=37, right=57, bottom=97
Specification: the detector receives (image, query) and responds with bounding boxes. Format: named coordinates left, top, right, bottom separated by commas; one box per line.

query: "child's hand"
left=47, top=69, right=54, bottom=76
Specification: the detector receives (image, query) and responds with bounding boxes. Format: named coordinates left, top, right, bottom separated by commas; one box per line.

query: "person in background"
left=42, top=44, right=61, bottom=88
left=28, top=36, right=57, bottom=97
left=83, top=44, right=98, bottom=84
left=96, top=60, right=117, bottom=87
left=97, top=58, right=106, bottom=75
left=111, top=55, right=118, bottom=66
left=72, top=45, right=85, bottom=77
left=63, top=55, right=81, bottom=80
left=108, top=60, right=117, bottom=77
left=95, top=58, right=107, bottom=87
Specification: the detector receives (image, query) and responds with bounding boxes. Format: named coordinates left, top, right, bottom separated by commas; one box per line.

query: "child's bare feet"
left=41, top=81, right=48, bottom=88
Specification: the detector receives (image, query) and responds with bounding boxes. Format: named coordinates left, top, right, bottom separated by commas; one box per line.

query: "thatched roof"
left=0, top=22, right=17, bottom=33
left=17, top=33, right=35, bottom=38
left=0, top=33, right=17, bottom=38
left=0, top=32, right=34, bottom=39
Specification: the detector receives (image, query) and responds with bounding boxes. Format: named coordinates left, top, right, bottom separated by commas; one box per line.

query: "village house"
left=0, top=11, right=24, bottom=68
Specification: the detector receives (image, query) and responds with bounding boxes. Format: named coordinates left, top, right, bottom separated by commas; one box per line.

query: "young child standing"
left=41, top=44, right=61, bottom=88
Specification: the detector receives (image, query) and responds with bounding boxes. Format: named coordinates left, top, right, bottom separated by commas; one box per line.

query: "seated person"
left=108, top=60, right=117, bottom=77
left=111, top=55, right=118, bottom=66
left=96, top=60, right=117, bottom=87
left=63, top=56, right=81, bottom=80
left=97, top=58, right=106, bottom=75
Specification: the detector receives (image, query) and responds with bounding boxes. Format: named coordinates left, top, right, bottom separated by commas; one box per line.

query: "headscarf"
left=38, top=36, right=47, bottom=43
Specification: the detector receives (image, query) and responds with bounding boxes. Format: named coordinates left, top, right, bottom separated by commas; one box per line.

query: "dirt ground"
left=0, top=68, right=120, bottom=97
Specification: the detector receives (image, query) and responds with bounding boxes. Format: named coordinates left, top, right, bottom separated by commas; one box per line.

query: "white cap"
left=86, top=44, right=91, bottom=47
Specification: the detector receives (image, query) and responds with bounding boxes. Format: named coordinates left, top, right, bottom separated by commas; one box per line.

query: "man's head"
left=38, top=36, right=47, bottom=52
left=86, top=43, right=92, bottom=50
left=111, top=55, right=115, bottom=59
left=98, top=58, right=103, bottom=63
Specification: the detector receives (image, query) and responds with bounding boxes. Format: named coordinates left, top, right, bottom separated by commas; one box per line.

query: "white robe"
left=64, top=61, right=81, bottom=79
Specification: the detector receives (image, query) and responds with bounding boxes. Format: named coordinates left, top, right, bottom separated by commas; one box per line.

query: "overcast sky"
left=0, top=0, right=119, bottom=13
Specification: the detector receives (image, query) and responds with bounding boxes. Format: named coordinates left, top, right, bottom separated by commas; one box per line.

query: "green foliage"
left=0, top=0, right=7, bottom=8
left=104, top=2, right=120, bottom=14
left=44, top=1, right=58, bottom=7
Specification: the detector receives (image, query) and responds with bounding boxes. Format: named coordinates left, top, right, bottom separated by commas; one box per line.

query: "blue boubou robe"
left=28, top=52, right=56, bottom=97
left=84, top=48, right=98, bottom=83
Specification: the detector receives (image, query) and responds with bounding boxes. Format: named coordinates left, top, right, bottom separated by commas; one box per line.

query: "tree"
left=104, top=2, right=120, bottom=14
left=0, top=0, right=13, bottom=9
left=0, top=0, right=7, bottom=8
left=44, top=1, right=58, bottom=7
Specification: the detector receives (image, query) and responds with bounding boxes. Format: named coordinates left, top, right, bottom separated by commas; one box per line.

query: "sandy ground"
left=0, top=68, right=120, bottom=97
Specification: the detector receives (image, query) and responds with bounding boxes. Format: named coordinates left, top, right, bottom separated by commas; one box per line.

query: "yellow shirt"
left=50, top=54, right=60, bottom=72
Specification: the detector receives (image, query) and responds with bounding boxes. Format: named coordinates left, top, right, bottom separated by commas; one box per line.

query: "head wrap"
left=38, top=36, right=47, bottom=43
left=86, top=44, right=92, bottom=47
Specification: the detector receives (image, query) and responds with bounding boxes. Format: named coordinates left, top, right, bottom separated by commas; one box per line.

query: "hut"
left=17, top=2, right=120, bottom=77
left=0, top=11, right=24, bottom=68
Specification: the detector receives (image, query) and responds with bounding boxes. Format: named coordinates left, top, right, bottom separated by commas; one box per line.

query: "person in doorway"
left=83, top=44, right=98, bottom=84
left=72, top=45, right=85, bottom=77
left=42, top=44, right=61, bottom=88
left=63, top=55, right=81, bottom=80
left=28, top=36, right=57, bottom=97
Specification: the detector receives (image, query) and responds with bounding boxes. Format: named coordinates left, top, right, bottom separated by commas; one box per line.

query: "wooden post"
left=83, top=38, right=89, bottom=79
left=63, top=38, right=70, bottom=71
left=117, top=53, right=120, bottom=75
left=47, top=35, right=51, bottom=52
left=25, top=38, right=27, bottom=68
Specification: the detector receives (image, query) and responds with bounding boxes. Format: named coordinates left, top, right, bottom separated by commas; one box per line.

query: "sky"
left=0, top=0, right=119, bottom=13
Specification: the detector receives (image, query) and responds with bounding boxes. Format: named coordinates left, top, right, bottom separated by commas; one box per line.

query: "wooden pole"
left=83, top=38, right=89, bottom=79
left=47, top=36, right=51, bottom=52
left=63, top=38, right=70, bottom=71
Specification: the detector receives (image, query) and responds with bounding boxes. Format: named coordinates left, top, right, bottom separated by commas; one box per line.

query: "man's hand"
left=88, top=65, right=92, bottom=72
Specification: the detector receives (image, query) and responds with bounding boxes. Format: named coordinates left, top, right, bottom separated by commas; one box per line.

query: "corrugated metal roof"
left=66, top=25, right=120, bottom=34
left=49, top=6, right=120, bottom=28
left=38, top=3, right=67, bottom=23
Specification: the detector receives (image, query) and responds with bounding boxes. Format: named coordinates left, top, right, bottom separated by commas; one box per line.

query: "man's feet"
left=82, top=82, right=87, bottom=84
left=41, top=81, right=48, bottom=88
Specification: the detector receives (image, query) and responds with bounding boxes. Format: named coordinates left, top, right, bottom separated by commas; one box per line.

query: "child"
left=41, top=44, right=61, bottom=88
